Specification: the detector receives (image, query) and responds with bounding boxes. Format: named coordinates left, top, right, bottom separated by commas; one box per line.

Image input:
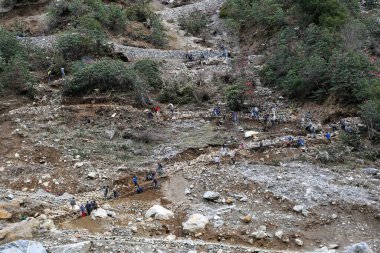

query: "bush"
left=0, top=55, right=35, bottom=97
left=147, top=15, right=166, bottom=47
left=296, top=0, right=348, bottom=29
left=106, top=4, right=127, bottom=33
left=339, top=132, right=362, bottom=151
left=0, top=29, right=23, bottom=63
left=56, top=33, right=96, bottom=60
left=220, top=0, right=285, bottom=30
left=179, top=12, right=210, bottom=36
left=133, top=59, right=162, bottom=89
left=225, top=84, right=245, bottom=110
left=125, top=1, right=151, bottom=22
left=158, top=84, right=195, bottom=104
left=64, top=59, right=135, bottom=95
left=48, top=0, right=127, bottom=34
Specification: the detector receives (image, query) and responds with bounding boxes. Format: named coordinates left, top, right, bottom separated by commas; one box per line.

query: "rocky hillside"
left=0, top=0, right=379, bottom=253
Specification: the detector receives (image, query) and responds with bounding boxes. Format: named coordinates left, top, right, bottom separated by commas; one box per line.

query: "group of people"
left=69, top=197, right=99, bottom=218
left=133, top=162, right=164, bottom=194
left=146, top=103, right=175, bottom=119
left=102, top=185, right=119, bottom=200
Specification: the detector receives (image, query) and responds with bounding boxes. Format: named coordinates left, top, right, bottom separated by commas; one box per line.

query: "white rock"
left=74, top=162, right=84, bottom=168
left=275, top=230, right=283, bottom=240
left=182, top=213, right=209, bottom=233
left=293, top=205, right=304, bottom=213
left=90, top=208, right=108, bottom=219
left=50, top=241, right=91, bottom=253
left=295, top=238, right=304, bottom=246
left=145, top=205, right=174, bottom=220
left=15, top=153, right=20, bottom=158
left=203, top=191, right=220, bottom=200
left=166, top=234, right=176, bottom=241
left=87, top=172, right=97, bottom=179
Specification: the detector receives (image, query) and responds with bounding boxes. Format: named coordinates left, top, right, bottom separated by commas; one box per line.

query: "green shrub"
left=133, top=59, right=162, bottom=89
left=329, top=51, right=376, bottom=103
left=125, top=1, right=151, bottom=22
left=0, top=55, right=35, bottom=97
left=106, top=4, right=127, bottom=33
left=296, top=0, right=348, bottom=29
left=179, top=12, right=210, bottom=36
left=64, top=59, right=135, bottom=95
left=0, top=29, right=23, bottom=63
left=158, top=84, right=195, bottom=104
left=48, top=0, right=126, bottom=34
left=220, top=0, right=285, bottom=30
left=147, top=15, right=166, bottom=47
left=339, top=132, right=362, bottom=151
left=56, top=33, right=96, bottom=60
left=225, top=84, right=246, bottom=111
left=22, top=44, right=51, bottom=72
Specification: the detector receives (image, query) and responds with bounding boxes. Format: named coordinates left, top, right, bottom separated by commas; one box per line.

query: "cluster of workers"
left=133, top=162, right=164, bottom=194
left=69, top=197, right=99, bottom=218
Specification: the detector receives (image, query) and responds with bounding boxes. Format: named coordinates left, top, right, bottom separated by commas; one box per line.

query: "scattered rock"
left=166, top=234, right=176, bottom=241
left=295, top=238, right=304, bottom=246
left=40, top=219, right=56, bottom=231
left=251, top=225, right=269, bottom=239
left=0, top=240, right=47, bottom=253
left=274, top=230, right=283, bottom=240
left=240, top=215, right=252, bottom=223
left=182, top=213, right=209, bottom=233
left=145, top=205, right=174, bottom=220
left=203, top=191, right=220, bottom=200
left=226, top=197, right=234, bottom=204
left=328, top=244, right=339, bottom=249
left=87, top=172, right=98, bottom=179
left=50, top=241, right=91, bottom=253
left=293, top=205, right=304, bottom=213
left=0, top=209, right=12, bottom=219
left=344, top=242, right=371, bottom=253
left=74, top=162, right=84, bottom=168
left=5, top=193, right=14, bottom=200
left=105, top=129, right=116, bottom=140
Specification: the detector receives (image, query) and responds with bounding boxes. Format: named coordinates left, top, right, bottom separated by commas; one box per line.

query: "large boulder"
left=145, top=205, right=174, bottom=220
left=182, top=213, right=209, bottom=233
left=344, top=242, right=371, bottom=253
left=0, top=218, right=40, bottom=243
left=203, top=191, right=220, bottom=201
left=90, top=208, right=108, bottom=219
left=50, top=241, right=91, bottom=253
left=0, top=240, right=47, bottom=253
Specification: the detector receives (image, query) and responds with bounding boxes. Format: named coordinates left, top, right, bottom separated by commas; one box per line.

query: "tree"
left=360, top=100, right=380, bottom=138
